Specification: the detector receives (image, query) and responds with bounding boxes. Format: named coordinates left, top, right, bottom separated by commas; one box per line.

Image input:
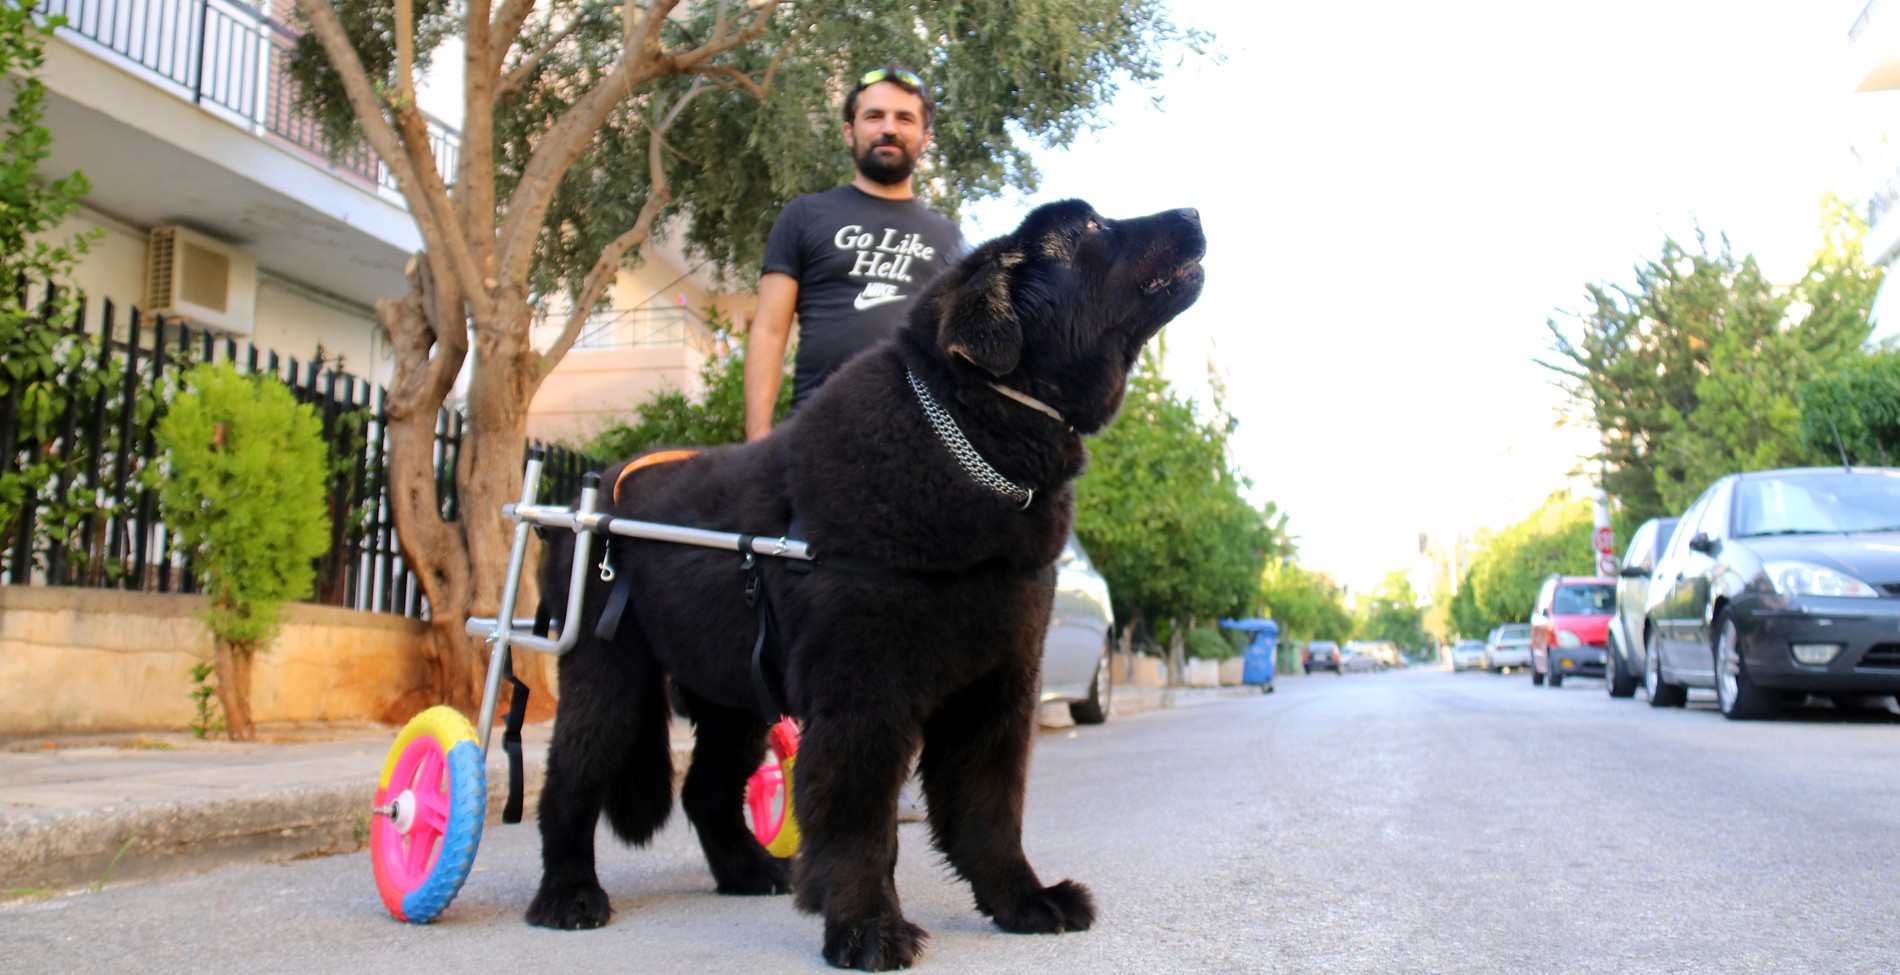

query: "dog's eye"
left=1084, top=219, right=1100, bottom=232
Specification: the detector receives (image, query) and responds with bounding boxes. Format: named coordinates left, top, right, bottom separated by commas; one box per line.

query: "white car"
left=1485, top=623, right=1533, bottom=672
left=1039, top=535, right=1115, bottom=724
left=1450, top=639, right=1488, bottom=671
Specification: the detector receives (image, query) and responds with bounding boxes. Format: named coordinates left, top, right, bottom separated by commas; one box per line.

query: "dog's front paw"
left=716, top=854, right=793, bottom=896
left=990, top=879, right=1095, bottom=935
left=525, top=881, right=612, bottom=930
left=822, top=914, right=928, bottom=971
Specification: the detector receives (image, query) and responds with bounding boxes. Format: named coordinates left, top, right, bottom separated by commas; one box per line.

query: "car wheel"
left=1069, top=640, right=1112, bottom=725
left=1549, top=668, right=1565, bottom=688
left=1645, top=628, right=1686, bottom=708
left=1606, top=634, right=1638, bottom=698
left=1714, top=614, right=1775, bottom=721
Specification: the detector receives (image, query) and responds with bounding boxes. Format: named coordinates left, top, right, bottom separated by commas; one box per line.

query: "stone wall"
left=0, top=588, right=432, bottom=736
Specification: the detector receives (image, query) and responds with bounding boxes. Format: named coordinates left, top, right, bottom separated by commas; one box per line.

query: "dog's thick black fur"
left=526, top=200, right=1205, bottom=970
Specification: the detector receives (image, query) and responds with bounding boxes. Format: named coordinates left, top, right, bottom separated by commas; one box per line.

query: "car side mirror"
left=1618, top=565, right=1649, bottom=578
left=1688, top=532, right=1716, bottom=554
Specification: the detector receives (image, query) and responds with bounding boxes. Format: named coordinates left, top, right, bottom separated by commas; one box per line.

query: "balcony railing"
left=41, top=0, right=459, bottom=196
left=1853, top=0, right=1882, bottom=45
left=541, top=305, right=719, bottom=357
left=1870, top=162, right=1900, bottom=229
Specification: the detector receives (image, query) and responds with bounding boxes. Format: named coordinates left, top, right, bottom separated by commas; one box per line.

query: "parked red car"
left=1530, top=575, right=1615, bottom=687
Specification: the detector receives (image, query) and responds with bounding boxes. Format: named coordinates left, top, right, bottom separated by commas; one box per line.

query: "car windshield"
left=1553, top=585, right=1613, bottom=615
left=1733, top=471, right=1900, bottom=537
left=1498, top=625, right=1531, bottom=641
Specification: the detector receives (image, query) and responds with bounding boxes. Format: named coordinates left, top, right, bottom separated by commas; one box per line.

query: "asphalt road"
left=5, top=668, right=1898, bottom=974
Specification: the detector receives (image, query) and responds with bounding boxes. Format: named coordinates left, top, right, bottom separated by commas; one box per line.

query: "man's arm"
left=744, top=271, right=799, bottom=442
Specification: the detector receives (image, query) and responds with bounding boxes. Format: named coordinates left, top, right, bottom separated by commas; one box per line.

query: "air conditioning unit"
left=145, top=225, right=258, bottom=336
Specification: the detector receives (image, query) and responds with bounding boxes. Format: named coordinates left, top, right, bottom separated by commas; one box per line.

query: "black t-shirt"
left=761, top=185, right=963, bottom=407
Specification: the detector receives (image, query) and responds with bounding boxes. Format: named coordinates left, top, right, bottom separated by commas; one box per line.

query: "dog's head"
left=926, top=199, right=1205, bottom=434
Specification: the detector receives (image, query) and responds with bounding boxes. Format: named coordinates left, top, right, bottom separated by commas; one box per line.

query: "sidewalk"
left=0, top=684, right=1261, bottom=895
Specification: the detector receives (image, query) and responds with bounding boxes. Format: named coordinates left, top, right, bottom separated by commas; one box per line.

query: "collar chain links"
left=907, top=369, right=1035, bottom=509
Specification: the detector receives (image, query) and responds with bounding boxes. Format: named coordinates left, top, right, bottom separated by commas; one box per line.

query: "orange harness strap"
left=611, top=449, right=699, bottom=505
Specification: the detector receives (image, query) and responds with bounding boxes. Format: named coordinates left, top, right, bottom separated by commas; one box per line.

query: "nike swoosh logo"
left=854, top=292, right=907, bottom=311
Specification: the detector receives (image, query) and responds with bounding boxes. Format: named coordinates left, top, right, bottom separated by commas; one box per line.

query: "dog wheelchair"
left=367, top=447, right=806, bottom=923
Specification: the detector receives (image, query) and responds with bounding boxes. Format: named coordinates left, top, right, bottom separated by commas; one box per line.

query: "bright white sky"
left=966, top=0, right=1897, bottom=595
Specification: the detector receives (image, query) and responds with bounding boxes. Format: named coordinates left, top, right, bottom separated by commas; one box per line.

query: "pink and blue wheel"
left=744, top=718, right=801, bottom=858
left=371, top=706, right=487, bottom=923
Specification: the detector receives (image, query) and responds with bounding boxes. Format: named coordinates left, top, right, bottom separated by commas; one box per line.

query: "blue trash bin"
left=1219, top=618, right=1279, bottom=693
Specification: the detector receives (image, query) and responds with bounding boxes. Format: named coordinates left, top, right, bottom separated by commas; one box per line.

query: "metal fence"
left=41, top=0, right=460, bottom=193
left=0, top=279, right=601, bottom=620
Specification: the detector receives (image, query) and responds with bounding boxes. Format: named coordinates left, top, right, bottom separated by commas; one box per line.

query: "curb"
left=4, top=686, right=1267, bottom=894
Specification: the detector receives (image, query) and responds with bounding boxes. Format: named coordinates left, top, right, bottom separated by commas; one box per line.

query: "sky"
left=964, top=0, right=1896, bottom=595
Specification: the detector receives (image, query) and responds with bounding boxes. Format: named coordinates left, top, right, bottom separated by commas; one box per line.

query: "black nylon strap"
left=500, top=646, right=530, bottom=824
left=741, top=548, right=785, bottom=724
left=595, top=569, right=634, bottom=642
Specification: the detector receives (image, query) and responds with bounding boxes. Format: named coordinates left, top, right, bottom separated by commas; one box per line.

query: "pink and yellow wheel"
left=371, top=706, right=487, bottom=923
left=744, top=718, right=802, bottom=858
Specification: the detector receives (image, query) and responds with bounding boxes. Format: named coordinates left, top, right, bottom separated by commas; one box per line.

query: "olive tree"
left=287, top=0, right=1207, bottom=707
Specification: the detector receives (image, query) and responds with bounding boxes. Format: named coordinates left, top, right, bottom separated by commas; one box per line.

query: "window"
left=1554, top=584, right=1614, bottom=615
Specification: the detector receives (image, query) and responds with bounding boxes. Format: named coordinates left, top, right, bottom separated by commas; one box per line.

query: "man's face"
left=845, top=81, right=931, bottom=186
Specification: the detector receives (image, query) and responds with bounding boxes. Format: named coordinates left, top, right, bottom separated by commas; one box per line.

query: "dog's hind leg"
left=674, top=690, right=791, bottom=895
left=526, top=631, right=673, bottom=930
left=918, top=664, right=1095, bottom=936
left=791, top=708, right=927, bottom=970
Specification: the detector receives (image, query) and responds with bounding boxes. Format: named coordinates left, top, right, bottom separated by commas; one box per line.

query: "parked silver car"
left=1485, top=623, right=1532, bottom=672
left=1040, top=535, right=1115, bottom=724
left=1605, top=516, right=1678, bottom=698
left=1644, top=467, right=1900, bottom=720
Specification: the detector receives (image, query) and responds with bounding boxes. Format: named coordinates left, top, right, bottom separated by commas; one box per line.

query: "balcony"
left=35, top=0, right=460, bottom=307
left=527, top=306, right=724, bottom=443
left=1850, top=0, right=1900, bottom=92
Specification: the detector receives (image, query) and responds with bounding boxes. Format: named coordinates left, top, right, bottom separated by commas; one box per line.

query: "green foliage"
left=1543, top=197, right=1877, bottom=525
left=1074, top=352, right=1280, bottom=635
left=1798, top=348, right=1900, bottom=465
left=1447, top=576, right=1490, bottom=640
left=0, top=0, right=109, bottom=552
left=150, top=364, right=332, bottom=649
left=187, top=660, right=224, bottom=739
left=285, top=0, right=1210, bottom=294
left=581, top=315, right=790, bottom=456
left=1355, top=570, right=1429, bottom=650
left=1463, top=493, right=1595, bottom=627
left=1184, top=626, right=1235, bottom=661
left=1258, top=560, right=1351, bottom=645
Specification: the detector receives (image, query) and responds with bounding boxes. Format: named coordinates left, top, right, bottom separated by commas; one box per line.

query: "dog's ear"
left=937, top=248, right=1024, bottom=376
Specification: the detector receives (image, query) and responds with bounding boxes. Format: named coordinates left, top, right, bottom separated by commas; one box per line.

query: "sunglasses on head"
left=858, top=67, right=923, bottom=91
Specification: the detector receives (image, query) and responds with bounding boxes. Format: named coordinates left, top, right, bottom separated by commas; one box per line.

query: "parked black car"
left=1644, top=467, right=1900, bottom=719
left=1605, top=516, right=1677, bottom=698
left=1304, top=640, right=1341, bottom=675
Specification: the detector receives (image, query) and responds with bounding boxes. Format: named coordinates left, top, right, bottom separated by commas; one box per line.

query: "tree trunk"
left=376, top=285, right=558, bottom=719
left=214, top=637, right=256, bottom=742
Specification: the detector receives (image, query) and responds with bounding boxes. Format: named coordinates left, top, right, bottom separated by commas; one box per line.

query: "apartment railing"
left=1, top=277, right=601, bottom=620
left=1870, top=163, right=1900, bottom=229
left=1852, top=0, right=1882, bottom=45
left=41, top=0, right=459, bottom=194
left=558, top=305, right=720, bottom=357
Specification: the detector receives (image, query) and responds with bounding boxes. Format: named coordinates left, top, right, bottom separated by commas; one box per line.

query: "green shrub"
left=1185, top=625, right=1235, bottom=661
left=149, top=363, right=330, bottom=739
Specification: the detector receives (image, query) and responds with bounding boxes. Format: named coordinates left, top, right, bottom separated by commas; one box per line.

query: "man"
left=743, top=64, right=965, bottom=441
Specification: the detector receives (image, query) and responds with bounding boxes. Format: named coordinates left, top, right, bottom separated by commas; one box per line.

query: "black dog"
left=526, top=200, right=1205, bottom=970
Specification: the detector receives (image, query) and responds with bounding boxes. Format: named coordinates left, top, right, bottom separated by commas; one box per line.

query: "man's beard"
left=854, top=136, right=916, bottom=185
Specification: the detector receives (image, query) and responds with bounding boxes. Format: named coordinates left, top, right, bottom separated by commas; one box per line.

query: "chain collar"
left=907, top=369, right=1035, bottom=509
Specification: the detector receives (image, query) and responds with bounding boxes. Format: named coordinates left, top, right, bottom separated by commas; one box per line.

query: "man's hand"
left=745, top=273, right=798, bottom=442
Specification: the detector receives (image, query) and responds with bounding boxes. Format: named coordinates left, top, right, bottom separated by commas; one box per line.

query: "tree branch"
left=533, top=80, right=708, bottom=386
left=494, top=0, right=785, bottom=289
left=295, top=0, right=491, bottom=321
